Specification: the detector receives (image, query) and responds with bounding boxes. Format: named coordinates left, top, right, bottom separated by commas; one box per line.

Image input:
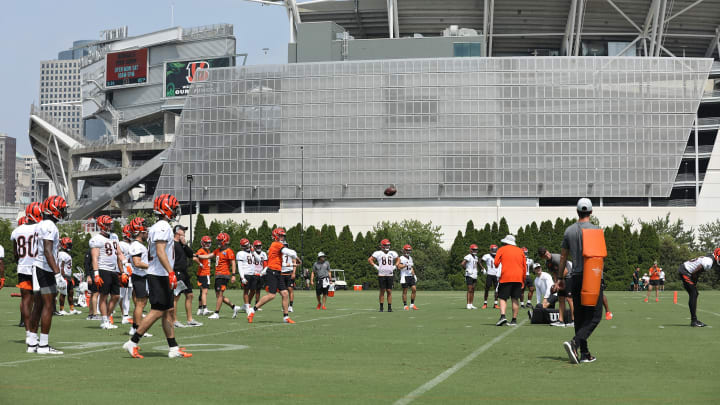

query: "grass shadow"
left=538, top=355, right=570, bottom=363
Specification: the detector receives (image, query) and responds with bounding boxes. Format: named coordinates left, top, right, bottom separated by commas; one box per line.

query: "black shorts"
left=98, top=270, right=120, bottom=296
left=176, top=272, right=192, bottom=295
left=525, top=275, right=533, bottom=287
left=132, top=274, right=149, bottom=298
left=147, top=275, right=173, bottom=311
left=281, top=273, right=294, bottom=289
left=401, top=275, right=416, bottom=288
left=34, top=268, right=57, bottom=295
left=378, top=276, right=394, bottom=290
left=485, top=275, right=499, bottom=289
left=215, top=277, right=229, bottom=292
left=466, top=276, right=477, bottom=286
left=197, top=275, right=210, bottom=289
left=557, top=277, right=572, bottom=297
left=650, top=279, right=660, bottom=286
left=497, top=282, right=523, bottom=300
left=88, top=276, right=98, bottom=293
left=316, top=278, right=329, bottom=296
left=265, top=270, right=287, bottom=294
left=659, top=280, right=665, bottom=285
left=245, top=275, right=261, bottom=290
left=17, top=273, right=33, bottom=291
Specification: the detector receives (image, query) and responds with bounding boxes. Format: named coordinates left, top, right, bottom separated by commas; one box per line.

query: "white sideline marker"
left=394, top=319, right=527, bottom=405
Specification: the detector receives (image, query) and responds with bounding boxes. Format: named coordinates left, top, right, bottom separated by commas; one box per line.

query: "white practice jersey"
left=399, top=255, right=414, bottom=277
left=90, top=233, right=119, bottom=272
left=147, top=220, right=174, bottom=277
left=253, top=250, right=267, bottom=276
left=118, top=241, right=131, bottom=261
left=372, top=250, right=398, bottom=277
left=11, top=223, right=37, bottom=275
left=481, top=253, right=501, bottom=276
left=463, top=254, right=479, bottom=278
left=659, top=270, right=665, bottom=280
left=281, top=248, right=297, bottom=273
left=33, top=219, right=60, bottom=272
left=534, top=272, right=554, bottom=304
left=683, top=256, right=714, bottom=275
left=0, top=244, right=3, bottom=260
left=526, top=258, right=535, bottom=276
left=57, top=251, right=72, bottom=276
left=236, top=250, right=254, bottom=278
left=129, top=240, right=148, bottom=277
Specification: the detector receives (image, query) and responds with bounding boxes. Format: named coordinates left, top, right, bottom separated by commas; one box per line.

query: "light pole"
left=300, top=146, right=304, bottom=263
left=187, top=174, right=194, bottom=245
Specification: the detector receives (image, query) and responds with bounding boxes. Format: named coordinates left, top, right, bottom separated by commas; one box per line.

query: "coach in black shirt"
left=173, top=225, right=202, bottom=327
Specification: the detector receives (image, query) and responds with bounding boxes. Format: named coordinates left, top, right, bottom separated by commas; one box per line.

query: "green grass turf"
left=0, top=289, right=718, bottom=404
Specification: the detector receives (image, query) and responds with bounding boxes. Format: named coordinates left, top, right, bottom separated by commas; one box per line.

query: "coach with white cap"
left=558, top=198, right=603, bottom=364
left=493, top=234, right=526, bottom=326
left=311, top=252, right=333, bottom=310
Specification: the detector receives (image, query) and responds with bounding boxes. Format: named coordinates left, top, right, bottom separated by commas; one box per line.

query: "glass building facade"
left=157, top=57, right=712, bottom=203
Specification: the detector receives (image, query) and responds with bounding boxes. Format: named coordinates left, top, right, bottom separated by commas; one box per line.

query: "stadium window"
left=453, top=43, right=482, bottom=57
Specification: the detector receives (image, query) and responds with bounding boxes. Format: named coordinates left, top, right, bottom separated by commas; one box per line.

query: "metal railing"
left=182, top=24, right=233, bottom=40
left=674, top=172, right=706, bottom=182
left=702, top=90, right=720, bottom=99
left=30, top=105, right=84, bottom=142
left=684, top=145, right=714, bottom=155
left=697, top=118, right=720, bottom=128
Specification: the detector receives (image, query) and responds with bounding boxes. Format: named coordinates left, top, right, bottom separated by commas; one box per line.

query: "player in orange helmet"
left=247, top=228, right=297, bottom=324
left=11, top=203, right=41, bottom=339
left=56, top=237, right=79, bottom=315
left=193, top=235, right=213, bottom=316
left=195, top=232, right=242, bottom=319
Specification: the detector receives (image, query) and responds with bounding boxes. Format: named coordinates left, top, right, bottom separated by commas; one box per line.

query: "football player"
left=247, top=228, right=297, bottom=324
left=57, top=237, right=79, bottom=315
left=196, top=233, right=242, bottom=319
left=460, top=244, right=479, bottom=309
left=28, top=196, right=68, bottom=354
left=281, top=242, right=301, bottom=313
left=90, top=215, right=129, bottom=329
left=123, top=194, right=192, bottom=359
left=235, top=238, right=255, bottom=313
left=194, top=235, right=213, bottom=316
left=678, top=249, right=720, bottom=327
left=368, top=239, right=398, bottom=312
left=398, top=244, right=418, bottom=310
left=118, top=225, right=134, bottom=324
left=520, top=247, right=535, bottom=308
left=481, top=244, right=501, bottom=309
left=11, top=204, right=41, bottom=342
left=251, top=240, right=267, bottom=308
left=128, top=217, right=151, bottom=337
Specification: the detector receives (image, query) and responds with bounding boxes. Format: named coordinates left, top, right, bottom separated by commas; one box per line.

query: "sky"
left=0, top=0, right=290, bottom=155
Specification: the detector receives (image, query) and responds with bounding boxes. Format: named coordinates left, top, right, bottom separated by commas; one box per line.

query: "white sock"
left=102, top=316, right=108, bottom=323
left=28, top=332, right=38, bottom=346
left=39, top=333, right=49, bottom=346
left=494, top=301, right=498, bottom=305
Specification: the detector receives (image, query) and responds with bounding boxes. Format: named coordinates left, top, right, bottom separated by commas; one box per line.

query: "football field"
left=0, top=289, right=718, bottom=404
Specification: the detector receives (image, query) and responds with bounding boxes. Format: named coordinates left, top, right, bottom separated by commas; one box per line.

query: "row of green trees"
left=0, top=213, right=717, bottom=290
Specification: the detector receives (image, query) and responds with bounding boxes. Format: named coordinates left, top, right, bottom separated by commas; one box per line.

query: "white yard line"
left=394, top=319, right=528, bottom=405
left=697, top=308, right=720, bottom=317
left=0, top=311, right=362, bottom=367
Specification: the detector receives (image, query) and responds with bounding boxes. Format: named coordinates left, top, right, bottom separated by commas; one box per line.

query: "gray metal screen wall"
left=157, top=57, right=711, bottom=202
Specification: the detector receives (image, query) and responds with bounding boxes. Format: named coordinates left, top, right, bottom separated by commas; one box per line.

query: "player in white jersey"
left=460, top=244, right=480, bottom=309
left=124, top=194, right=192, bottom=359
left=28, top=196, right=68, bottom=354
left=281, top=243, right=300, bottom=313
left=90, top=215, right=129, bottom=330
left=118, top=225, right=134, bottom=324
left=480, top=244, right=500, bottom=309
left=12, top=203, right=41, bottom=332
left=56, top=237, right=79, bottom=315
left=236, top=238, right=255, bottom=313
left=520, top=247, right=535, bottom=308
left=127, top=218, right=151, bottom=337
left=251, top=240, right=268, bottom=308
left=398, top=244, right=418, bottom=310
left=678, top=249, right=720, bottom=327
left=368, top=239, right=398, bottom=312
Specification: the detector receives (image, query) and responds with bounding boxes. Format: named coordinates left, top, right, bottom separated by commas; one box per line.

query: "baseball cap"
left=174, top=224, right=188, bottom=233
left=577, top=198, right=592, bottom=213
left=533, top=263, right=541, bottom=269
left=318, top=252, right=326, bottom=257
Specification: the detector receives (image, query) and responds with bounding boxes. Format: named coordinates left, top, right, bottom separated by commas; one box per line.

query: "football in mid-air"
left=384, top=185, right=397, bottom=196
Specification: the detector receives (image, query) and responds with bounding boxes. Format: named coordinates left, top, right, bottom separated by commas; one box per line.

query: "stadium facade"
left=29, top=1, right=720, bottom=245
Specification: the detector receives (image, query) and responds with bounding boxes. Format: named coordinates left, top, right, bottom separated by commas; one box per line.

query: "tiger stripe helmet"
left=272, top=227, right=286, bottom=241
left=41, top=196, right=68, bottom=221
left=17, top=216, right=27, bottom=226
left=122, top=224, right=132, bottom=240
left=60, top=237, right=73, bottom=250
left=25, top=202, right=43, bottom=223
left=153, top=194, right=180, bottom=221
left=96, top=215, right=113, bottom=234
left=216, top=232, right=230, bottom=245
left=129, top=217, right=147, bottom=235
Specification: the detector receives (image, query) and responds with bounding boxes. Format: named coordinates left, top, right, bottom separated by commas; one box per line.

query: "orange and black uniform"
left=494, top=245, right=526, bottom=300
left=648, top=265, right=661, bottom=286
left=196, top=248, right=211, bottom=289
left=213, top=248, right=235, bottom=292
left=265, top=241, right=289, bottom=294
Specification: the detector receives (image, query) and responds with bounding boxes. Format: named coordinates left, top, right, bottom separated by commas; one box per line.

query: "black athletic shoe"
left=691, top=320, right=707, bottom=327
left=53, top=311, right=62, bottom=316
left=508, top=319, right=517, bottom=326
left=387, top=308, right=393, bottom=312
left=520, top=303, right=524, bottom=308
left=580, top=353, right=596, bottom=363
left=18, top=321, right=25, bottom=327
left=379, top=309, right=384, bottom=312
left=527, top=311, right=532, bottom=321
left=495, top=316, right=507, bottom=326
left=563, top=340, right=579, bottom=364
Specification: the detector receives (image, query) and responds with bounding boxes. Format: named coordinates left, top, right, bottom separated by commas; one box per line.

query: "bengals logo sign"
left=186, top=61, right=210, bottom=83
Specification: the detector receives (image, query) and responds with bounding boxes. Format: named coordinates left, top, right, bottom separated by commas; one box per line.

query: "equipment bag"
left=581, top=228, right=607, bottom=307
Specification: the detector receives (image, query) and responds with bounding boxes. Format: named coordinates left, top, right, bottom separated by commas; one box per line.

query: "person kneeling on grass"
left=493, top=235, right=526, bottom=326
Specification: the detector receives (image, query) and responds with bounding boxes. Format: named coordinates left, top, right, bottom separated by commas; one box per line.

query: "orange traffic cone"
left=673, top=291, right=678, bottom=304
